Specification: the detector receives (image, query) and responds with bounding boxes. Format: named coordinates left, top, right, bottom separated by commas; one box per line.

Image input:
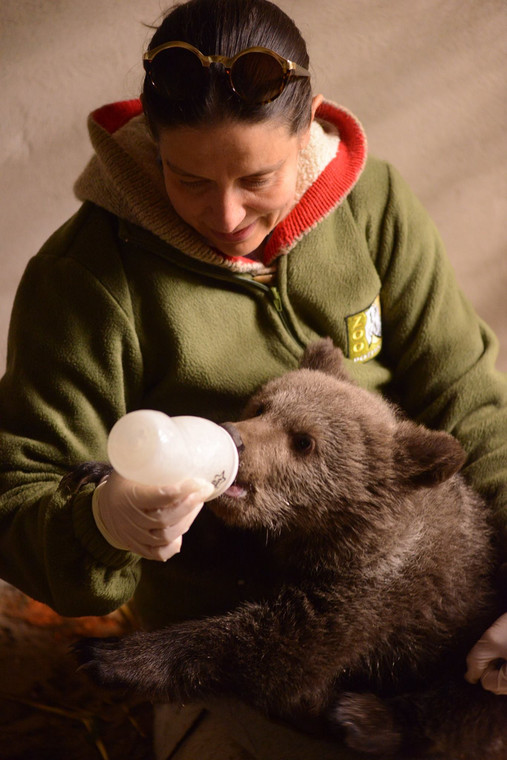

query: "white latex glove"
left=465, top=612, right=507, bottom=695
left=92, top=470, right=213, bottom=561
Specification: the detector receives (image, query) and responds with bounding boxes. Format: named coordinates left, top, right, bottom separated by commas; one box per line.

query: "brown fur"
left=74, top=339, right=506, bottom=758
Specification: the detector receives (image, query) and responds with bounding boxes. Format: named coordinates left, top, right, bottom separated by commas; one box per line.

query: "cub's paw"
left=72, top=630, right=201, bottom=699
left=329, top=692, right=402, bottom=755
left=72, top=637, right=134, bottom=690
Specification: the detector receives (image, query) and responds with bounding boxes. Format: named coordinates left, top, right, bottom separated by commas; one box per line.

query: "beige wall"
left=1, top=0, right=506, bottom=371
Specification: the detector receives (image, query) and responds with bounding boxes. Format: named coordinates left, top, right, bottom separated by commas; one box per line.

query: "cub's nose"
left=221, top=422, right=245, bottom=454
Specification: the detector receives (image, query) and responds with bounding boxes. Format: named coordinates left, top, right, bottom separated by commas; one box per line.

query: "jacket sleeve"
left=0, top=207, right=145, bottom=616
left=366, top=161, right=507, bottom=557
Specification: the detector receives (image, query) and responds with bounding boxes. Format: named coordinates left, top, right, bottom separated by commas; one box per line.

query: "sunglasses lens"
left=231, top=52, right=285, bottom=103
left=148, top=47, right=206, bottom=100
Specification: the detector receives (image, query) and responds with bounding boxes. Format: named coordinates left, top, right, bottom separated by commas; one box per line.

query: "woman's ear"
left=299, top=93, right=324, bottom=149
left=311, top=93, right=324, bottom=121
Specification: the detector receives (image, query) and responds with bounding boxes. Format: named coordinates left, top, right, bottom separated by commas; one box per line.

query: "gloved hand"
left=92, top=470, right=214, bottom=561
left=465, top=612, right=507, bottom=695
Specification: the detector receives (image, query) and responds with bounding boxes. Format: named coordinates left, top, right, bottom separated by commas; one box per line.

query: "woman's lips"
left=211, top=221, right=257, bottom=244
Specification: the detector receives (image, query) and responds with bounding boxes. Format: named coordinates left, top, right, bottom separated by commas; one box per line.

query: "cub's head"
left=211, top=339, right=465, bottom=537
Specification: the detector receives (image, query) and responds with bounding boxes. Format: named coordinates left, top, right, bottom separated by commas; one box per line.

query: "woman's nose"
left=220, top=422, right=245, bottom=453
left=210, top=189, right=245, bottom=232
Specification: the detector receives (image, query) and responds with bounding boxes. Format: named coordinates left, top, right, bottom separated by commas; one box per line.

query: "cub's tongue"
left=225, top=483, right=248, bottom=499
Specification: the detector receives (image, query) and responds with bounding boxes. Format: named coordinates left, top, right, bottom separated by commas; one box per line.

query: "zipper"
left=236, top=277, right=306, bottom=350
left=118, top=220, right=306, bottom=349
left=270, top=286, right=299, bottom=343
left=271, top=286, right=284, bottom=314
left=271, top=286, right=306, bottom=348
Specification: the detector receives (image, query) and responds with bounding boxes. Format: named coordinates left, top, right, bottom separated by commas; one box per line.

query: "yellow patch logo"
left=346, top=295, right=382, bottom=363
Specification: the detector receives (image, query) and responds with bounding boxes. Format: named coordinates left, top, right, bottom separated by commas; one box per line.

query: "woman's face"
left=158, top=117, right=312, bottom=258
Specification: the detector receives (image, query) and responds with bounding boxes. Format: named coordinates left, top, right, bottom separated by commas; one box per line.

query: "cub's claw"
left=72, top=637, right=131, bottom=689
left=330, top=692, right=402, bottom=755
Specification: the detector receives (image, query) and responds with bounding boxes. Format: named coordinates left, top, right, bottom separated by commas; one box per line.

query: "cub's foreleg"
left=74, top=588, right=344, bottom=720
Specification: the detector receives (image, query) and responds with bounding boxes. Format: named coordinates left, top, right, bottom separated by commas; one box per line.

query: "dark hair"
left=142, top=0, right=313, bottom=137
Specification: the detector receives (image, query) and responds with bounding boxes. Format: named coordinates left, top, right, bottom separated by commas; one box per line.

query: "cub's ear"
left=394, top=421, right=466, bottom=488
left=300, top=338, right=349, bottom=380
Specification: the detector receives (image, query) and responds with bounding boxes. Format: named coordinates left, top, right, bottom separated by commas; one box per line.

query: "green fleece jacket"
left=0, top=100, right=505, bottom=625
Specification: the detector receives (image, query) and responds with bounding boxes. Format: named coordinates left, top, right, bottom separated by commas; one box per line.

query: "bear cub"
left=74, top=339, right=506, bottom=758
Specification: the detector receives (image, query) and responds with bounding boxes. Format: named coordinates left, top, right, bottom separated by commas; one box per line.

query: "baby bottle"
left=107, top=409, right=239, bottom=500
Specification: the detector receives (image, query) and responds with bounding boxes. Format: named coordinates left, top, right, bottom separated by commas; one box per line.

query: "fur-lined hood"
left=74, top=99, right=367, bottom=273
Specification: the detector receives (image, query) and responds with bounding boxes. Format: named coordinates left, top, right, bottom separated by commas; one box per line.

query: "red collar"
left=264, top=101, right=367, bottom=265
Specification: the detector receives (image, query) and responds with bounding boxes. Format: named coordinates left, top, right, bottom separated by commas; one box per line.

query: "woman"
left=0, top=0, right=505, bottom=756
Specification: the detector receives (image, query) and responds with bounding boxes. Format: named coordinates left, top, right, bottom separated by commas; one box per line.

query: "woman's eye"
left=292, top=433, right=315, bottom=454
left=181, top=180, right=207, bottom=189
left=243, top=177, right=271, bottom=189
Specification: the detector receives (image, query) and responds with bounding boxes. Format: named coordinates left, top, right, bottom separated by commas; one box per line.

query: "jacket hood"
left=74, top=99, right=367, bottom=273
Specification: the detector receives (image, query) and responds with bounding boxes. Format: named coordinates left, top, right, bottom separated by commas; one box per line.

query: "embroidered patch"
left=345, top=295, right=382, bottom=363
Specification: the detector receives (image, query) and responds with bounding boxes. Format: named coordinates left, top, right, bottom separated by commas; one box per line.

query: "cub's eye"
left=292, top=433, right=315, bottom=455
left=244, top=402, right=264, bottom=420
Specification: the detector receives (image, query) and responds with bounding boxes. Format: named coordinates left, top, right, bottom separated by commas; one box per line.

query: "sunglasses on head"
left=143, top=41, right=311, bottom=105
